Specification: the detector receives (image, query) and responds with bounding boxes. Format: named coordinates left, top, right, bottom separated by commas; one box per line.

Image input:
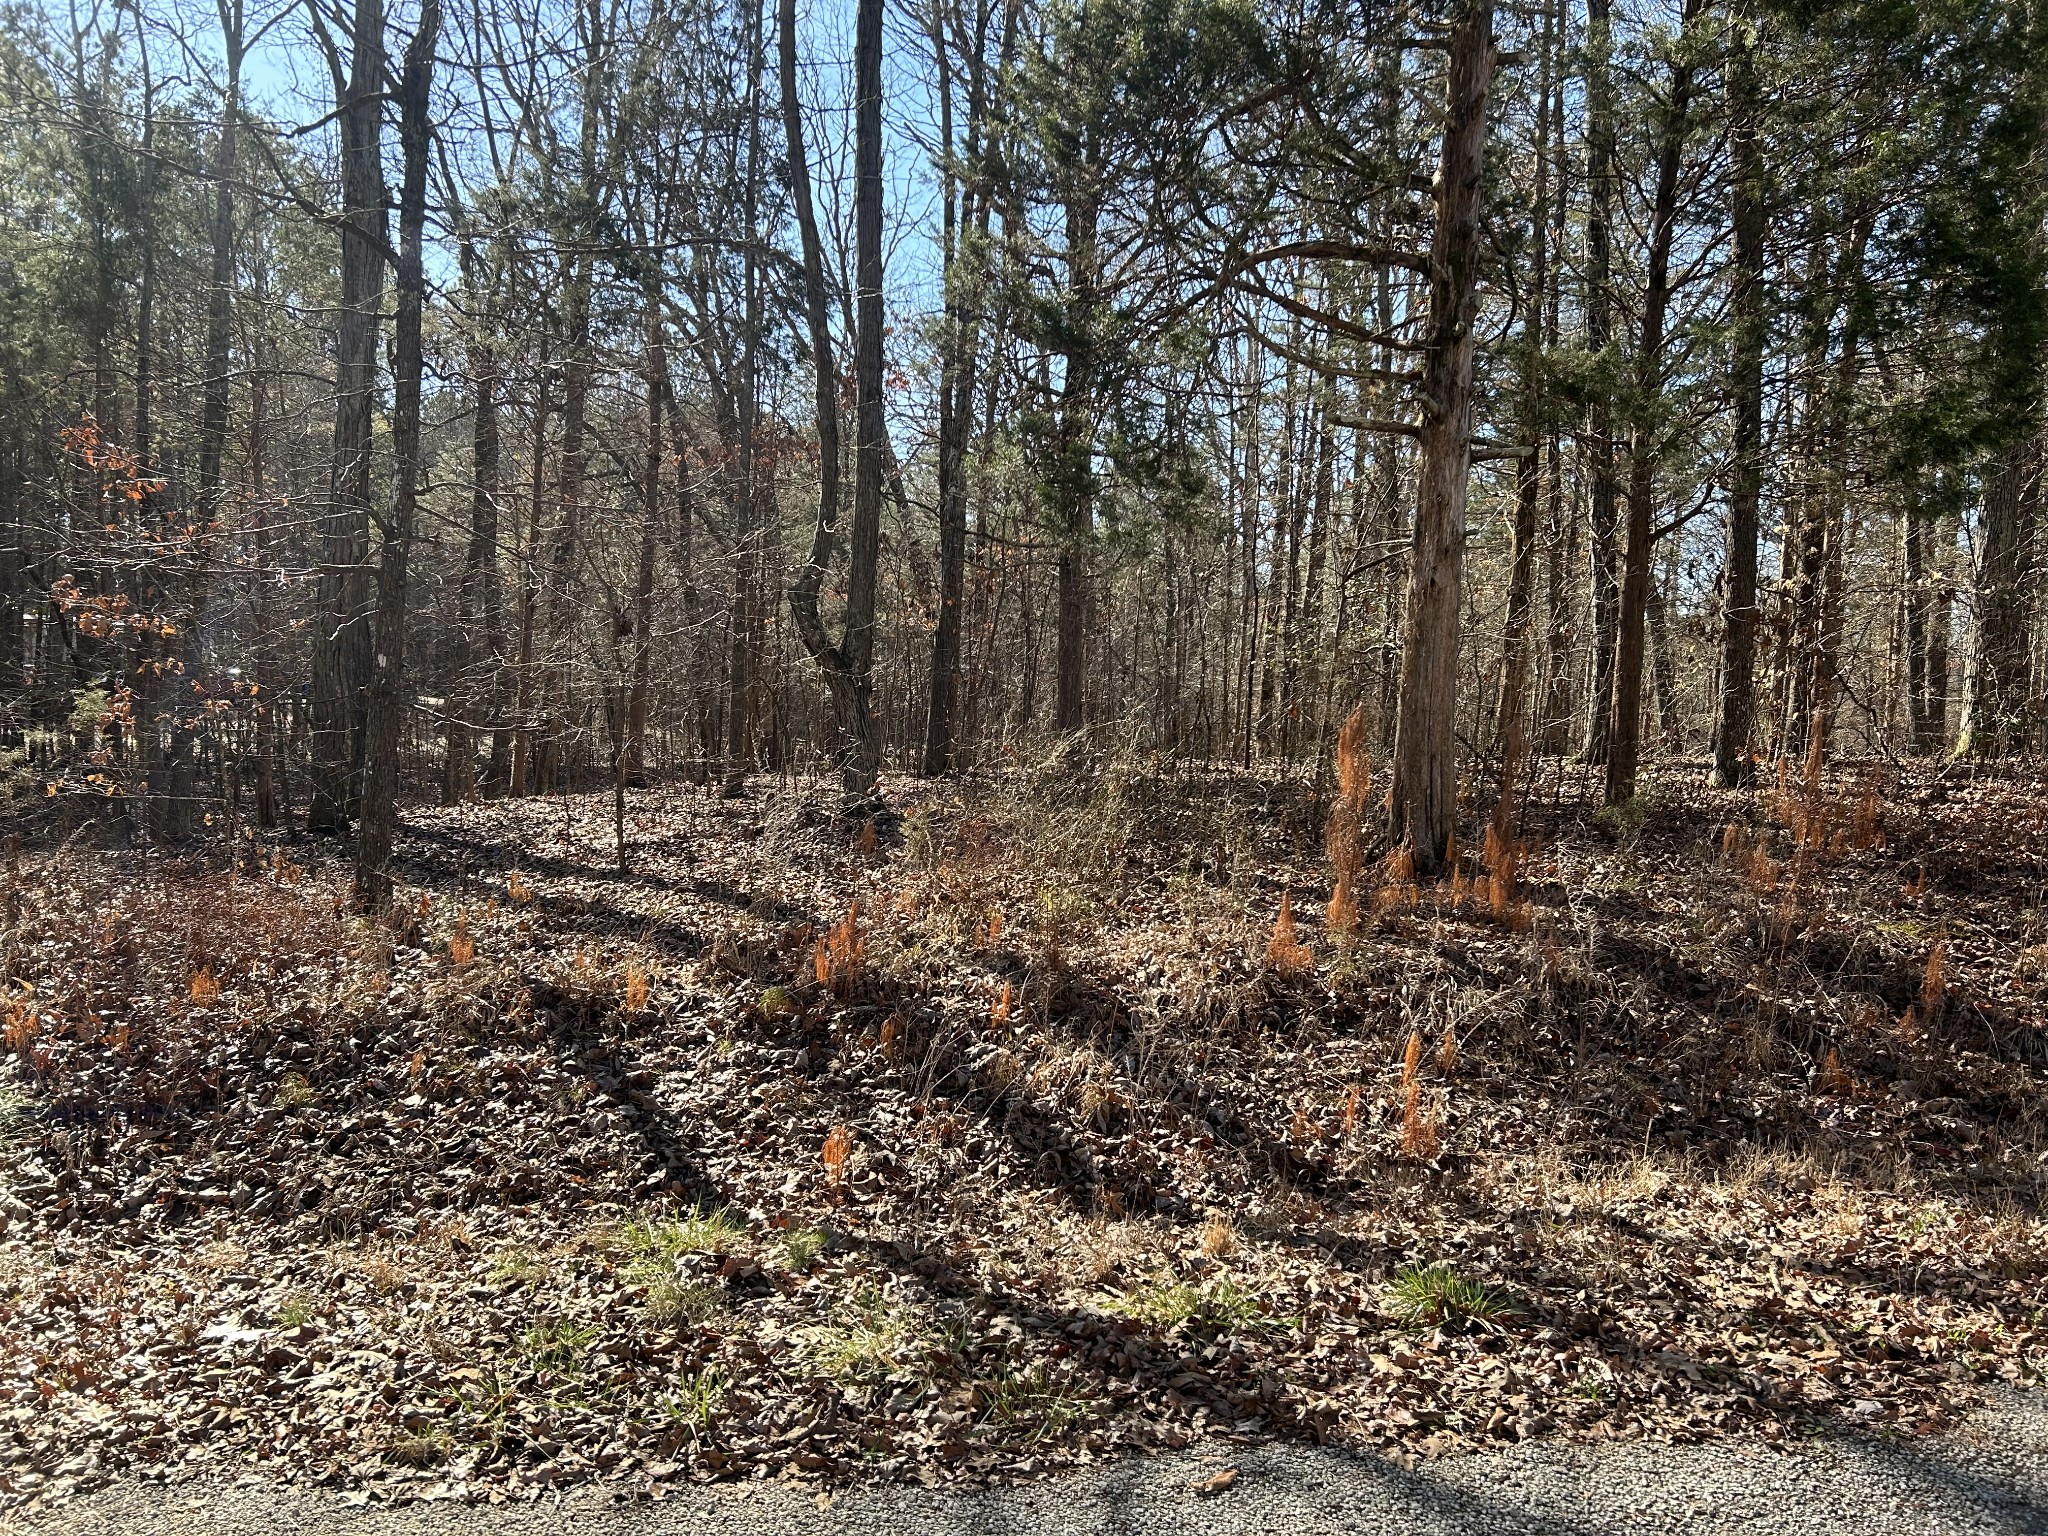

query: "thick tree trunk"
left=355, top=0, right=437, bottom=912
left=1388, top=0, right=1492, bottom=875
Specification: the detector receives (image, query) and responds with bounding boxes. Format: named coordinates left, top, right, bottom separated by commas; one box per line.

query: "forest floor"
left=1, top=754, right=2045, bottom=1512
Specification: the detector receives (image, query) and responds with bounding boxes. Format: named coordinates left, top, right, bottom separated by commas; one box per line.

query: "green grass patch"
left=781, top=1227, right=828, bottom=1271
left=980, top=1362, right=1096, bottom=1443
left=803, top=1286, right=932, bottom=1382
left=1386, top=1262, right=1523, bottom=1330
left=1101, top=1275, right=1272, bottom=1334
left=520, top=1317, right=598, bottom=1373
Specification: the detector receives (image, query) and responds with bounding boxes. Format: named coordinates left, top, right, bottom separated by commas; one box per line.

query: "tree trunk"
left=1604, top=0, right=1697, bottom=806
left=1582, top=0, right=1619, bottom=764
left=783, top=0, right=858, bottom=796
left=722, top=0, right=767, bottom=798
left=921, top=0, right=1002, bottom=776
left=1494, top=0, right=1553, bottom=807
left=197, top=0, right=242, bottom=514
left=445, top=234, right=502, bottom=805
left=355, top=0, right=438, bottom=912
left=1388, top=0, right=1493, bottom=875
left=1712, top=18, right=1764, bottom=787
left=308, top=0, right=387, bottom=834
left=508, top=377, right=548, bottom=797
left=624, top=286, right=663, bottom=787
left=1965, top=439, right=2039, bottom=755
left=1054, top=173, right=1101, bottom=739
left=1903, top=482, right=1932, bottom=752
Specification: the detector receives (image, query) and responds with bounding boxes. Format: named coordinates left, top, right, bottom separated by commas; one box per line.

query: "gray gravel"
left=11, top=1390, right=2046, bottom=1535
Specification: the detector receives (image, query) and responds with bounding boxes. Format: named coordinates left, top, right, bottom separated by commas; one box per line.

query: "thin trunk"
left=355, top=0, right=438, bottom=912
left=1605, top=0, right=1698, bottom=806
left=625, top=284, right=663, bottom=785
left=509, top=377, right=549, bottom=797
left=723, top=0, right=767, bottom=797
left=1903, top=483, right=1932, bottom=752
left=922, top=0, right=1005, bottom=776
left=1965, top=439, right=2039, bottom=755
left=781, top=0, right=861, bottom=790
left=445, top=234, right=502, bottom=804
left=308, top=0, right=387, bottom=833
left=1712, top=19, right=1764, bottom=787
left=1583, top=0, right=1619, bottom=764
left=197, top=0, right=242, bottom=512
left=1494, top=0, right=1553, bottom=807
left=1054, top=181, right=1101, bottom=739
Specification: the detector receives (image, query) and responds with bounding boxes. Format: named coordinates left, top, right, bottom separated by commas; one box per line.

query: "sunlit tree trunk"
left=1388, top=0, right=1493, bottom=874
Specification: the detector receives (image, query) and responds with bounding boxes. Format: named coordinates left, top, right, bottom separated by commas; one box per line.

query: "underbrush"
left=0, top=758, right=2043, bottom=1504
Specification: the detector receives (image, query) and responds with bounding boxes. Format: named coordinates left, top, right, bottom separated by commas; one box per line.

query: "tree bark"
left=355, top=0, right=438, bottom=912
left=841, top=0, right=887, bottom=798
left=1054, top=180, right=1101, bottom=740
left=1388, top=0, right=1493, bottom=875
left=624, top=290, right=663, bottom=787
left=1494, top=0, right=1553, bottom=807
left=1712, top=17, right=1764, bottom=788
left=921, top=0, right=1003, bottom=776
left=1964, top=439, right=2039, bottom=755
left=783, top=0, right=856, bottom=795
left=1582, top=0, right=1619, bottom=764
left=197, top=0, right=242, bottom=515
left=308, top=0, right=387, bottom=834
left=722, top=0, right=767, bottom=798
left=1605, top=0, right=1698, bottom=806
left=445, top=231, right=503, bottom=805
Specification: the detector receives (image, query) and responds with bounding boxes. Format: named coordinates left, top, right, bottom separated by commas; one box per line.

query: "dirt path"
left=12, top=1389, right=2045, bottom=1536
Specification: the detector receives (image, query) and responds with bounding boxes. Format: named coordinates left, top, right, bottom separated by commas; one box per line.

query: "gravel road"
left=12, top=1391, right=2046, bottom=1536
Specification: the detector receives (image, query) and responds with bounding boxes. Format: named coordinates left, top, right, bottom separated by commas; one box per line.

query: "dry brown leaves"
left=0, top=760, right=2041, bottom=1509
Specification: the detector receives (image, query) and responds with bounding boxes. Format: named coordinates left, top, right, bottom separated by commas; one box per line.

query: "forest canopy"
left=0, top=0, right=2044, bottom=886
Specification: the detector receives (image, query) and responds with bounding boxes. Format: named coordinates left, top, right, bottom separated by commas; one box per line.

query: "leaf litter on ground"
left=0, top=757, right=2043, bottom=1511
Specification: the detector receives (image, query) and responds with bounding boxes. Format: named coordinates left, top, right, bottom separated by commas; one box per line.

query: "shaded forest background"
left=1, top=0, right=2045, bottom=891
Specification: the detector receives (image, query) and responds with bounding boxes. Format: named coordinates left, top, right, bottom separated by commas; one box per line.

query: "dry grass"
left=3, top=757, right=2044, bottom=1492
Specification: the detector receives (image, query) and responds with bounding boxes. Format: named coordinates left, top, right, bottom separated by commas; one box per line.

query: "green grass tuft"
left=802, top=1286, right=931, bottom=1382
left=1386, top=1262, right=1523, bottom=1329
left=1102, top=1275, right=1272, bottom=1333
left=781, top=1227, right=828, bottom=1270
left=520, top=1317, right=598, bottom=1373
